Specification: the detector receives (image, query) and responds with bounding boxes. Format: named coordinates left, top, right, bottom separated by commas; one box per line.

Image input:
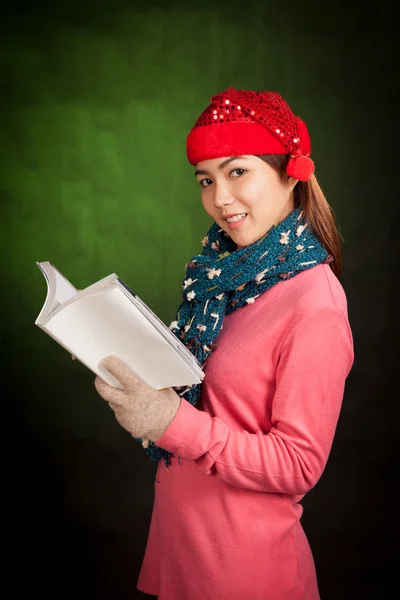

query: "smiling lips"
left=225, top=213, right=247, bottom=222
left=223, top=213, right=248, bottom=229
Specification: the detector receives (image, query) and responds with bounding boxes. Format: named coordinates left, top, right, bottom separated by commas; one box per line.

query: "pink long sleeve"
left=156, top=306, right=354, bottom=494
left=138, top=265, right=354, bottom=599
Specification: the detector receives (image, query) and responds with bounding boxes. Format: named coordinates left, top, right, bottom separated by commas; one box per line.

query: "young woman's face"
left=195, top=155, right=298, bottom=247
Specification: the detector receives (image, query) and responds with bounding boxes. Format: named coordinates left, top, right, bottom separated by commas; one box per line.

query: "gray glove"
left=94, top=355, right=182, bottom=444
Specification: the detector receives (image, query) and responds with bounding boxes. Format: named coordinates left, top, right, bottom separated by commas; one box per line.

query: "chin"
left=230, top=234, right=251, bottom=247
left=239, top=235, right=260, bottom=247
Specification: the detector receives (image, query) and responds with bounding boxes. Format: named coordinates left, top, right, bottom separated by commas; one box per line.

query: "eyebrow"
left=194, top=156, right=249, bottom=177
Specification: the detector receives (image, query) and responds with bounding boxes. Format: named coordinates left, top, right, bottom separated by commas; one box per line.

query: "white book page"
left=42, top=284, right=203, bottom=389
left=36, top=262, right=77, bottom=324
left=117, top=281, right=203, bottom=376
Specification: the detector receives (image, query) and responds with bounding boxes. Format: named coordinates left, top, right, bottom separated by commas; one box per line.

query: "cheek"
left=238, top=179, right=269, bottom=208
left=201, top=192, right=215, bottom=216
left=240, top=177, right=284, bottom=209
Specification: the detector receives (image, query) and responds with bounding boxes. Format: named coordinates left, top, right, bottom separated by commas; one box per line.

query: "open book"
left=35, top=262, right=204, bottom=390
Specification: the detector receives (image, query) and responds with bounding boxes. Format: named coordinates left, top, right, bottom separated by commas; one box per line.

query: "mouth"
left=223, top=213, right=248, bottom=230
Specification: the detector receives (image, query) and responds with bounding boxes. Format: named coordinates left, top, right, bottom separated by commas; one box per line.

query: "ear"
left=287, top=176, right=299, bottom=193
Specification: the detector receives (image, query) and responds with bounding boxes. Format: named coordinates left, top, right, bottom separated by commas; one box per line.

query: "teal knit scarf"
left=138, top=208, right=329, bottom=466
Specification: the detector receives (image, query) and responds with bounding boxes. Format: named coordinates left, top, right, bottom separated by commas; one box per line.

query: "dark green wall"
left=1, top=1, right=396, bottom=598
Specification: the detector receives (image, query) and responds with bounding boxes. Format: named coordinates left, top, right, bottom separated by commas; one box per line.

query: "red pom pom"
left=286, top=155, right=314, bottom=182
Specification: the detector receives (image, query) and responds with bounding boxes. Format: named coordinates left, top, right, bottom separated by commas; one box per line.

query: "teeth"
left=226, top=213, right=246, bottom=223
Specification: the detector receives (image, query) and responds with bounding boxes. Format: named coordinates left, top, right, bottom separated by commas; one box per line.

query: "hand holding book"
left=95, top=355, right=182, bottom=444
left=35, top=262, right=204, bottom=390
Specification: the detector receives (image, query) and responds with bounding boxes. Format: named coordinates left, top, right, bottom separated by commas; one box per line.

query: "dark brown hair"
left=257, top=154, right=343, bottom=279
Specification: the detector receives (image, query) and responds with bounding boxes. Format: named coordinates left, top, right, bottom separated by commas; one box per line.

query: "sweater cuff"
left=154, top=398, right=211, bottom=459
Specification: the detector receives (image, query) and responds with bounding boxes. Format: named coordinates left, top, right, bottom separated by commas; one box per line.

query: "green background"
left=1, top=1, right=396, bottom=598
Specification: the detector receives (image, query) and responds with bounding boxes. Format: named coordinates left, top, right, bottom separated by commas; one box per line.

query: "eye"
left=230, top=168, right=247, bottom=177
left=199, top=178, right=213, bottom=188
left=198, top=168, right=247, bottom=188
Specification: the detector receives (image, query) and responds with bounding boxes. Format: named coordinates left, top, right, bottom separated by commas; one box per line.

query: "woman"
left=94, top=88, right=354, bottom=599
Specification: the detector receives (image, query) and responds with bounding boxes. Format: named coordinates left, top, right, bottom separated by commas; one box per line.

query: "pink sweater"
left=137, top=263, right=354, bottom=600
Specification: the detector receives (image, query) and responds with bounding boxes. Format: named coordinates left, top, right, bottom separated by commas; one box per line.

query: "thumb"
left=101, top=355, right=141, bottom=390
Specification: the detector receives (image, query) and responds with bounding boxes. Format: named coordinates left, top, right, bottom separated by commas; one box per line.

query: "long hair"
left=257, top=154, right=343, bottom=279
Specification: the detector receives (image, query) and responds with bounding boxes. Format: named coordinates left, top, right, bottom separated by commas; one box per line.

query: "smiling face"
left=195, top=155, right=298, bottom=247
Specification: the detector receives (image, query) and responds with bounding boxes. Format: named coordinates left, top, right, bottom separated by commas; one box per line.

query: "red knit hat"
left=186, top=87, right=314, bottom=182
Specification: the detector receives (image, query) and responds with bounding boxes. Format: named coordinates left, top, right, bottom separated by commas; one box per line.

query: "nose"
left=212, top=181, right=234, bottom=208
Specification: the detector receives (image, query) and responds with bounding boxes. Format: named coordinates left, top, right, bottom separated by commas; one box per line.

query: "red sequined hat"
left=186, top=87, right=314, bottom=182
